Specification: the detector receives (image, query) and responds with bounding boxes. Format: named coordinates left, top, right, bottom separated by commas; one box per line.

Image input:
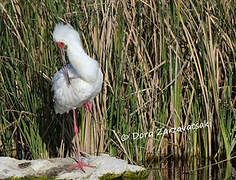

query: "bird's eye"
left=57, top=42, right=65, bottom=49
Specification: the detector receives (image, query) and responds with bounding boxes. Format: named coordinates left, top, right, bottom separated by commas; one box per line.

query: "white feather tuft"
left=53, top=23, right=82, bottom=46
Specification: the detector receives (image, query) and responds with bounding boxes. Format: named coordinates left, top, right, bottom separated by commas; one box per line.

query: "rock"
left=0, top=154, right=145, bottom=179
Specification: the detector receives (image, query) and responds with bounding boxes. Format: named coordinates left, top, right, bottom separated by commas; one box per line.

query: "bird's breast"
left=52, top=64, right=103, bottom=114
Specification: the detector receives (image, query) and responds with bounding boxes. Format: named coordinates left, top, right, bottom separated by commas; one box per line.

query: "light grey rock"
left=0, top=154, right=144, bottom=179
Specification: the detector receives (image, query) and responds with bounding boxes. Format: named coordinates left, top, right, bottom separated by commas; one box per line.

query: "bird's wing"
left=52, top=64, right=94, bottom=114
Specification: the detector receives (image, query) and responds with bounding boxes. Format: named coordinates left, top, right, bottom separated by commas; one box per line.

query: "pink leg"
left=84, top=101, right=92, bottom=112
left=67, top=109, right=95, bottom=172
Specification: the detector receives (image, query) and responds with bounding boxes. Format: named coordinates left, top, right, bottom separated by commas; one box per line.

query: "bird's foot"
left=84, top=101, right=92, bottom=112
left=67, top=160, right=95, bottom=172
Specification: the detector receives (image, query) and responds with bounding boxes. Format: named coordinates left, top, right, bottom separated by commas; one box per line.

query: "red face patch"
left=57, top=42, right=65, bottom=49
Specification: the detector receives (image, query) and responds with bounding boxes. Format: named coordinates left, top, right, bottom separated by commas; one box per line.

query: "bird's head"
left=53, top=23, right=82, bottom=54
left=56, top=41, right=65, bottom=58
left=56, top=42, right=65, bottom=50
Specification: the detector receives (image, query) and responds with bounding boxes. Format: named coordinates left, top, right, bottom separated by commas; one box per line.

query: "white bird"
left=52, top=23, right=103, bottom=172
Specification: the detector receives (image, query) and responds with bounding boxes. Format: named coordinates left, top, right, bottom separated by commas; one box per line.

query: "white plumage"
left=52, top=24, right=103, bottom=114
left=51, top=23, right=102, bottom=171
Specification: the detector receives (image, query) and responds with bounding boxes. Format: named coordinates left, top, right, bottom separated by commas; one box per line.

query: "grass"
left=0, top=0, right=235, bottom=166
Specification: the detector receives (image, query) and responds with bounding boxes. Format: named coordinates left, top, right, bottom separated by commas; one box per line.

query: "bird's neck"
left=67, top=42, right=98, bottom=83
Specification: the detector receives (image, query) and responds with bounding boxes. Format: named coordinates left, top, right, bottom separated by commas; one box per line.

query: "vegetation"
left=0, top=0, right=235, bottom=167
